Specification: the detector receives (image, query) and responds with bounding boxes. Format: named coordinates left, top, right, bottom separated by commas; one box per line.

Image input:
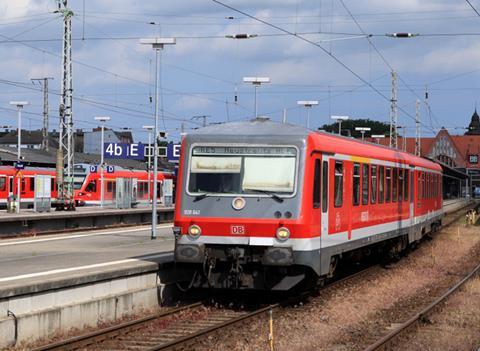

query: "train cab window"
left=371, top=165, right=377, bottom=204
left=362, top=164, right=369, bottom=205
left=322, top=161, right=328, bottom=213
left=85, top=181, right=96, bottom=192
left=385, top=167, right=391, bottom=203
left=313, top=159, right=321, bottom=209
left=404, top=169, right=409, bottom=201
left=334, top=161, right=343, bottom=207
left=378, top=166, right=384, bottom=204
left=398, top=169, right=403, bottom=202
left=0, top=177, right=6, bottom=191
left=353, top=163, right=360, bottom=206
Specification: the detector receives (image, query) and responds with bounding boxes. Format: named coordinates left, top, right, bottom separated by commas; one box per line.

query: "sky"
left=1, top=0, right=480, bottom=143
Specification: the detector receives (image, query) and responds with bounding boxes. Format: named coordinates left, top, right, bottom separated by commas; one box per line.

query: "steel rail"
left=32, top=302, right=204, bottom=351
left=363, top=262, right=480, bottom=351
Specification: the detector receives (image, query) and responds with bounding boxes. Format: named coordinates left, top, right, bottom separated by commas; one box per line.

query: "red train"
left=0, top=164, right=173, bottom=208
left=173, top=119, right=443, bottom=290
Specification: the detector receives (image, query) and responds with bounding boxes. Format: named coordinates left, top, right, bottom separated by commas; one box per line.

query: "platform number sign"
left=106, top=165, right=115, bottom=173
left=469, top=154, right=478, bottom=164
left=104, top=143, right=145, bottom=160
left=89, top=165, right=98, bottom=173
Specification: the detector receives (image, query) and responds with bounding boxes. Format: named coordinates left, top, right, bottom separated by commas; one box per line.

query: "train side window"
left=422, top=172, right=426, bottom=199
left=51, top=179, right=55, bottom=192
left=378, top=166, right=384, bottom=204
left=9, top=177, right=13, bottom=193
left=21, top=179, right=26, bottom=192
left=417, top=172, right=421, bottom=201
left=362, top=164, right=369, bottom=205
left=29, top=178, right=34, bottom=191
left=322, top=161, right=328, bottom=213
left=392, top=168, right=398, bottom=202
left=398, top=169, right=403, bottom=202
left=313, top=159, right=321, bottom=209
left=385, top=167, right=391, bottom=203
left=404, top=169, right=409, bottom=201
left=107, top=181, right=112, bottom=193
left=353, top=163, right=360, bottom=206
left=334, top=161, right=343, bottom=207
left=371, top=165, right=377, bottom=204
left=0, top=177, right=5, bottom=191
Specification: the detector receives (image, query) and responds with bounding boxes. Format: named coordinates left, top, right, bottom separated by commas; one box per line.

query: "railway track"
left=363, top=262, right=480, bottom=351
left=33, top=204, right=477, bottom=351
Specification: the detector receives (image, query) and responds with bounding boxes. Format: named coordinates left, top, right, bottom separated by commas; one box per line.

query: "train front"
left=173, top=120, right=314, bottom=290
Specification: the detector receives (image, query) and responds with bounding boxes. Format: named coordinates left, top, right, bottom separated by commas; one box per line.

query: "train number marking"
left=231, top=225, right=245, bottom=235
left=183, top=209, right=200, bottom=216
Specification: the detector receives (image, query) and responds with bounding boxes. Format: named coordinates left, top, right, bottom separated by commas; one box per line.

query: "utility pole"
left=31, top=77, right=54, bottom=152
left=389, top=70, right=398, bottom=149
left=56, top=0, right=75, bottom=210
left=415, top=99, right=421, bottom=157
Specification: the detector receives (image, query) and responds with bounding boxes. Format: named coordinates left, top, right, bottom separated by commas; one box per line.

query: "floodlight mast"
left=355, top=126, right=371, bottom=141
left=94, top=116, right=111, bottom=208
left=371, top=134, right=385, bottom=144
left=331, top=115, right=349, bottom=135
left=140, top=37, right=176, bottom=240
left=243, top=77, right=270, bottom=118
left=297, top=100, right=319, bottom=129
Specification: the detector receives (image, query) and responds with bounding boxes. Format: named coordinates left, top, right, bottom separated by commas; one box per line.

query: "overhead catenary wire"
left=212, top=0, right=437, bottom=135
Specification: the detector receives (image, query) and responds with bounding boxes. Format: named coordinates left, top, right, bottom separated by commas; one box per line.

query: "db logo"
left=231, top=225, right=245, bottom=235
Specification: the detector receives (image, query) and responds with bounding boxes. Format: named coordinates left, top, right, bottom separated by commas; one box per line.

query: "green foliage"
left=318, top=119, right=390, bottom=138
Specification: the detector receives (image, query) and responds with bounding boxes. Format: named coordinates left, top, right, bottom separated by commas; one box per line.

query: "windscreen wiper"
left=244, top=188, right=284, bottom=203
left=192, top=193, right=211, bottom=202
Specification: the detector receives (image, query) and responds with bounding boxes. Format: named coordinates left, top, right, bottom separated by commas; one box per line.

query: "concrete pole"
left=254, top=84, right=258, bottom=118
left=147, top=130, right=152, bottom=203
left=152, top=47, right=160, bottom=240
left=17, top=107, right=22, bottom=213
left=100, top=122, right=105, bottom=208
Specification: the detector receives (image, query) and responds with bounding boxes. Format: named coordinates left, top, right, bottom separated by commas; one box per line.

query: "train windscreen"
left=73, top=174, right=87, bottom=190
left=188, top=146, right=297, bottom=196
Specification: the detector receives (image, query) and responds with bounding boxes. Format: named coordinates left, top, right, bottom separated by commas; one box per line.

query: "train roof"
left=188, top=119, right=441, bottom=171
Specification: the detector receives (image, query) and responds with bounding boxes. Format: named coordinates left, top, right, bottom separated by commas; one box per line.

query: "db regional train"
left=0, top=164, right=173, bottom=207
left=173, top=119, right=443, bottom=290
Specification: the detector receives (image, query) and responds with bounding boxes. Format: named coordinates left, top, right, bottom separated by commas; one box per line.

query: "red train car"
left=73, top=164, right=174, bottom=206
left=0, top=166, right=57, bottom=207
left=0, top=164, right=174, bottom=208
left=173, top=119, right=443, bottom=290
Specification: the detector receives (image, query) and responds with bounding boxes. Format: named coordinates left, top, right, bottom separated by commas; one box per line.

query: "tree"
left=319, top=118, right=390, bottom=138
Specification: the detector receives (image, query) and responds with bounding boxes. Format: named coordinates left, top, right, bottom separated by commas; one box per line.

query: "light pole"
left=94, top=116, right=110, bottom=208
left=10, top=101, right=29, bottom=213
left=243, top=77, right=270, bottom=118
left=142, top=125, right=154, bottom=203
left=355, top=127, right=371, bottom=141
left=331, top=115, right=349, bottom=135
left=297, top=100, right=319, bottom=129
left=140, top=37, right=176, bottom=240
left=371, top=134, right=385, bottom=144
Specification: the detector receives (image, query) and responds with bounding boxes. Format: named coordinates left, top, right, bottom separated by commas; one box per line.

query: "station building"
left=369, top=109, right=480, bottom=195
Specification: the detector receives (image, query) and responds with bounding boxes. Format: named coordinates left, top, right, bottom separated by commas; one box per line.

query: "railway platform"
left=0, top=224, right=176, bottom=348
left=0, top=205, right=174, bottom=238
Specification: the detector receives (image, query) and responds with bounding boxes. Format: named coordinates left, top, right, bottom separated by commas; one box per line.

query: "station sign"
left=104, top=143, right=145, bottom=160
left=167, top=143, right=181, bottom=163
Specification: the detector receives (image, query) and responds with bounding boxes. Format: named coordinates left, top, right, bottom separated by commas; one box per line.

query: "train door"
left=408, top=165, right=416, bottom=242
left=321, top=156, right=329, bottom=242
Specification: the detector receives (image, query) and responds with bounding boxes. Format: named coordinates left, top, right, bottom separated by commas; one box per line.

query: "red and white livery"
left=173, top=119, right=443, bottom=290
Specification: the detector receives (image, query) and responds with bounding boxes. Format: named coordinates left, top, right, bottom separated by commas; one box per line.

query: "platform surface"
left=0, top=224, right=174, bottom=297
left=0, top=205, right=173, bottom=222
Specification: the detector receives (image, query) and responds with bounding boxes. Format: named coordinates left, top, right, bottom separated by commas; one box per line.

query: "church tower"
left=465, top=109, right=480, bottom=135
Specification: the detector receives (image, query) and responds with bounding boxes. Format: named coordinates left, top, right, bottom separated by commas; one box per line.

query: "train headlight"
left=276, top=227, right=290, bottom=241
left=188, top=224, right=201, bottom=239
left=232, top=197, right=246, bottom=210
